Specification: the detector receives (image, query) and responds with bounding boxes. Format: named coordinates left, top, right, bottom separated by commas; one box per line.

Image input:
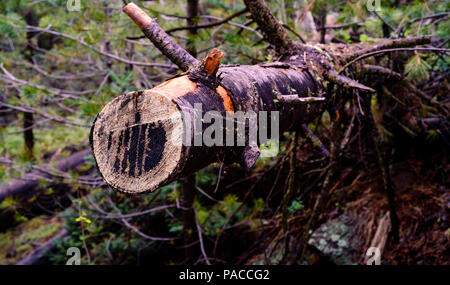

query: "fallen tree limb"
left=17, top=229, right=69, bottom=265
left=90, top=2, right=435, bottom=194
left=0, top=149, right=91, bottom=203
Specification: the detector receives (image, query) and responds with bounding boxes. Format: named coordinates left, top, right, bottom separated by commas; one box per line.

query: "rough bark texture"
left=243, top=0, right=295, bottom=54
left=91, top=57, right=324, bottom=193
left=90, top=3, right=433, bottom=195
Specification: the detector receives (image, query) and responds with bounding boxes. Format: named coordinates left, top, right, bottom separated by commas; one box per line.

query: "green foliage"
left=0, top=217, right=62, bottom=264
left=359, top=34, right=375, bottom=42
left=288, top=197, right=304, bottom=216
left=0, top=13, right=26, bottom=40
left=194, top=193, right=244, bottom=235
left=405, top=53, right=431, bottom=83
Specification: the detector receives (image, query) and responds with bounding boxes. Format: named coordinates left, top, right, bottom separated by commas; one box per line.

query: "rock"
left=307, top=214, right=364, bottom=265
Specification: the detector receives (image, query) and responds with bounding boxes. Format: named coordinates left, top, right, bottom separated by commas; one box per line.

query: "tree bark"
left=90, top=2, right=434, bottom=194
left=91, top=57, right=322, bottom=193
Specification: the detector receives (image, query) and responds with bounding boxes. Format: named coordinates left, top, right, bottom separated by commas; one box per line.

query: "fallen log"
left=90, top=2, right=434, bottom=194
left=16, top=229, right=69, bottom=265
left=0, top=149, right=91, bottom=203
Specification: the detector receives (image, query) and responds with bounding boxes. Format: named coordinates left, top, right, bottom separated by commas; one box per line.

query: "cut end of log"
left=91, top=89, right=184, bottom=194
left=123, top=3, right=153, bottom=30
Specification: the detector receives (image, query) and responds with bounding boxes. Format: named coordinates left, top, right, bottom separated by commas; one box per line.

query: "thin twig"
left=166, top=8, right=248, bottom=34
left=194, top=207, right=211, bottom=265
left=25, top=25, right=176, bottom=68
left=282, top=24, right=306, bottom=44
left=214, top=162, right=224, bottom=193
left=339, top=47, right=450, bottom=73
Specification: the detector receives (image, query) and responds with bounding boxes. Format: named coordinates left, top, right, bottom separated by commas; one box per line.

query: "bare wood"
left=277, top=95, right=325, bottom=104
left=122, top=2, right=153, bottom=30
left=91, top=89, right=185, bottom=193
left=364, top=212, right=391, bottom=264
left=203, top=48, right=225, bottom=75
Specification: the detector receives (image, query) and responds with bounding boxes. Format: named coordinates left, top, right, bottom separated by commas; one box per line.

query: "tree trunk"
left=90, top=2, right=434, bottom=194
left=23, top=112, right=34, bottom=160
left=182, top=0, right=200, bottom=263
left=186, top=0, right=199, bottom=57
left=23, top=11, right=37, bottom=160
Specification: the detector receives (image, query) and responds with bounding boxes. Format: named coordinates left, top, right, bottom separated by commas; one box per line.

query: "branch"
left=0, top=149, right=92, bottom=203
left=25, top=26, right=175, bottom=69
left=282, top=24, right=306, bottom=44
left=301, top=124, right=330, bottom=157
left=190, top=48, right=225, bottom=76
left=320, top=21, right=363, bottom=30
left=410, top=11, right=449, bottom=23
left=17, top=229, right=69, bottom=265
left=123, top=3, right=199, bottom=71
left=344, top=36, right=433, bottom=63
left=359, top=64, right=402, bottom=79
left=165, top=8, right=249, bottom=34
left=243, top=0, right=294, bottom=54
left=339, top=47, right=449, bottom=74
left=199, top=15, right=263, bottom=38
left=194, top=207, right=211, bottom=265
left=0, top=102, right=90, bottom=127
left=106, top=196, right=176, bottom=241
left=327, top=70, right=375, bottom=93
left=371, top=10, right=397, bottom=36
left=277, top=95, right=325, bottom=104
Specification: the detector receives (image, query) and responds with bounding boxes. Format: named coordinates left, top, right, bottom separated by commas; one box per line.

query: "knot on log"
left=188, top=48, right=225, bottom=90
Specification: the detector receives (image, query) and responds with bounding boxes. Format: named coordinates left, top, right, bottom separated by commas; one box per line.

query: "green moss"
left=0, top=217, right=62, bottom=265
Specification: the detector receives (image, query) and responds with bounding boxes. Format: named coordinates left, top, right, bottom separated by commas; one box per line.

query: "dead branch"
left=123, top=3, right=198, bottom=71
left=243, top=0, right=295, bottom=54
